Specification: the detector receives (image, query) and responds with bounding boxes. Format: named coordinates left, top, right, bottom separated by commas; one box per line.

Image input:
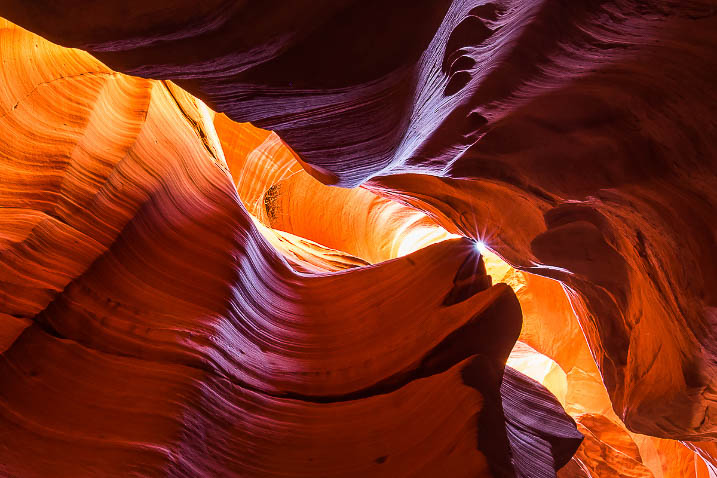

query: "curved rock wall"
left=0, top=18, right=583, bottom=477
left=0, top=0, right=716, bottom=475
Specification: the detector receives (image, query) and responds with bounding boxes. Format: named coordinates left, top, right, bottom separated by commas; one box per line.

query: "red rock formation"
left=0, top=0, right=716, bottom=475
left=214, top=115, right=458, bottom=265
left=0, top=19, right=583, bottom=477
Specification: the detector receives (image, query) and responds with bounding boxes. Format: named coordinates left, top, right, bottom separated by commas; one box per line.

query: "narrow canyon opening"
left=215, top=105, right=709, bottom=476
left=0, top=2, right=716, bottom=476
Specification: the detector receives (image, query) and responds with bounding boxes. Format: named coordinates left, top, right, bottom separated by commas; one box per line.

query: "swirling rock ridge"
left=0, top=0, right=716, bottom=476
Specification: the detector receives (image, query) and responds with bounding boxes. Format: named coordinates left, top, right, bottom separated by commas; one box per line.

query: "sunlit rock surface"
left=0, top=0, right=716, bottom=475
left=0, top=19, right=585, bottom=477
left=213, top=115, right=459, bottom=266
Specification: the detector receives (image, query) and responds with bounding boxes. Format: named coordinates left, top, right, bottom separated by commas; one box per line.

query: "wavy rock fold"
left=0, top=0, right=716, bottom=475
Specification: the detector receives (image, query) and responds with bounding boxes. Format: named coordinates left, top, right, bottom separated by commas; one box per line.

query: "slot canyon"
left=0, top=1, right=715, bottom=476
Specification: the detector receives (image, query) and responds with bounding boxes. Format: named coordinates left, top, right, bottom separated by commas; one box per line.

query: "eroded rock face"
left=0, top=0, right=716, bottom=475
left=0, top=19, right=583, bottom=477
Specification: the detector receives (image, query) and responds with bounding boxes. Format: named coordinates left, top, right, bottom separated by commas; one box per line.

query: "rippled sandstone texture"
left=0, top=0, right=716, bottom=476
left=0, top=18, right=587, bottom=477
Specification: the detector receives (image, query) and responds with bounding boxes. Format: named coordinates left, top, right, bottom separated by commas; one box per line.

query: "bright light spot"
left=396, top=225, right=460, bottom=257
left=507, top=342, right=567, bottom=405
left=474, top=240, right=486, bottom=253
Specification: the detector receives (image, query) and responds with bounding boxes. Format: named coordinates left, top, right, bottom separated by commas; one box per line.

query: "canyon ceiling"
left=0, top=0, right=716, bottom=477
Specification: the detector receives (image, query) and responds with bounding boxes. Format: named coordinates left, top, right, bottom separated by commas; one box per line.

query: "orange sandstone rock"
left=0, top=18, right=583, bottom=477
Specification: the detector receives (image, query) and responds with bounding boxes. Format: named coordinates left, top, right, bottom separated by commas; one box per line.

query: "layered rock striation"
left=0, top=0, right=716, bottom=475
left=0, top=18, right=582, bottom=477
